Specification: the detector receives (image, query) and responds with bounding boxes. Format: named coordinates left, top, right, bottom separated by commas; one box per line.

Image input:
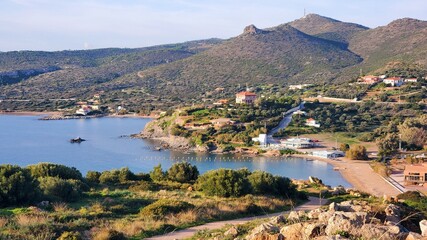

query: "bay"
left=0, top=115, right=351, bottom=187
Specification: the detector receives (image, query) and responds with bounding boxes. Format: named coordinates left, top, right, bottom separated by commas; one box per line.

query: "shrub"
left=27, top=163, right=83, bottom=180
left=222, top=145, right=235, bottom=152
left=149, top=164, right=166, bottom=182
left=128, top=181, right=159, bottom=192
left=196, top=169, right=251, bottom=197
left=58, top=231, right=83, bottom=240
left=0, top=165, right=39, bottom=207
left=99, top=168, right=136, bottom=185
left=248, top=171, right=277, bottom=195
left=86, top=171, right=101, bottom=184
left=38, top=177, right=83, bottom=202
left=93, top=229, right=126, bottom=240
left=166, top=162, right=199, bottom=183
left=140, top=199, right=194, bottom=217
left=339, top=143, right=350, bottom=152
left=346, top=145, right=368, bottom=160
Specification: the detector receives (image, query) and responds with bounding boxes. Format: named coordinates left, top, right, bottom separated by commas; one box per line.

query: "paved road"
left=267, top=102, right=304, bottom=144
left=146, top=196, right=328, bottom=240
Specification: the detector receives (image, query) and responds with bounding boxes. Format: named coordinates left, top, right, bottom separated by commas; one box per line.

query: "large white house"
left=384, top=77, right=404, bottom=87
left=252, top=134, right=267, bottom=146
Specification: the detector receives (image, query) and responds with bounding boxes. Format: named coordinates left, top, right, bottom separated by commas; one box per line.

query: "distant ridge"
left=1, top=14, right=426, bottom=109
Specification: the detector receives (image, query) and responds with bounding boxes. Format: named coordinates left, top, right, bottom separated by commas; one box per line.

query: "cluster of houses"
left=75, top=94, right=101, bottom=116
left=357, top=75, right=419, bottom=86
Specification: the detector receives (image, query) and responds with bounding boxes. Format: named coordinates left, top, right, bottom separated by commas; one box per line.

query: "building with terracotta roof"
left=236, top=91, right=257, bottom=104
left=357, top=75, right=381, bottom=85
left=404, top=163, right=427, bottom=186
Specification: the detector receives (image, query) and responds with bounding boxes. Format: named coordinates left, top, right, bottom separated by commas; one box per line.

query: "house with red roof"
left=236, top=91, right=257, bottom=104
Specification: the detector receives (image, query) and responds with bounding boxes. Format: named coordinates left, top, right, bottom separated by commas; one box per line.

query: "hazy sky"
left=1, top=0, right=426, bottom=51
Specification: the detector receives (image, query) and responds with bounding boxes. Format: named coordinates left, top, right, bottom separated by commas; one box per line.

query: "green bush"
left=139, top=199, right=194, bottom=217
left=166, top=162, right=199, bottom=183
left=0, top=165, right=39, bottom=207
left=86, top=171, right=101, bottom=184
left=149, top=164, right=166, bottom=182
left=196, top=169, right=251, bottom=197
left=27, top=163, right=83, bottom=180
left=99, top=168, right=136, bottom=185
left=248, top=171, right=277, bottom=195
left=58, top=231, right=82, bottom=240
left=128, top=181, right=159, bottom=192
left=346, top=145, right=368, bottom=160
left=38, top=177, right=84, bottom=202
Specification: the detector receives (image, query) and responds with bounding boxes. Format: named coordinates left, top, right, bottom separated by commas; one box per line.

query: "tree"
left=0, top=165, right=39, bottom=206
left=248, top=171, right=277, bottom=195
left=86, top=171, right=101, bottom=184
left=150, top=164, right=166, bottom=182
left=27, top=163, right=83, bottom=180
left=38, top=177, right=83, bottom=202
left=377, top=133, right=399, bottom=158
left=346, top=145, right=368, bottom=160
left=166, top=162, right=199, bottom=183
left=196, top=169, right=251, bottom=197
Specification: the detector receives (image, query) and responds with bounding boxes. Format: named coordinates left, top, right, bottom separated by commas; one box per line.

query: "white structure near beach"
left=306, top=118, right=320, bottom=128
left=312, top=150, right=345, bottom=159
left=252, top=134, right=267, bottom=146
left=281, top=137, right=314, bottom=149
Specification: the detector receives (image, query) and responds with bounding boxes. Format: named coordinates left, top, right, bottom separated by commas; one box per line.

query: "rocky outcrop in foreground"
left=224, top=200, right=426, bottom=240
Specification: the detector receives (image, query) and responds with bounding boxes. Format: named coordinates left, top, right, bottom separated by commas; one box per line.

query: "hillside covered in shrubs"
left=0, top=162, right=303, bottom=239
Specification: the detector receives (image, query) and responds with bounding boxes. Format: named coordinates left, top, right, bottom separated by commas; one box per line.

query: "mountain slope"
left=102, top=24, right=362, bottom=101
left=349, top=18, right=427, bottom=70
left=289, top=14, right=369, bottom=45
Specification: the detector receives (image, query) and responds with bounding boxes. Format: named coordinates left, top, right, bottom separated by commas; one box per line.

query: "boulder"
left=287, top=210, right=307, bottom=222
left=246, top=223, right=280, bottom=240
left=246, top=232, right=285, bottom=240
left=325, top=212, right=369, bottom=236
left=280, top=223, right=304, bottom=240
left=329, top=202, right=338, bottom=212
left=405, top=232, right=425, bottom=240
left=270, top=215, right=286, bottom=224
left=308, top=208, right=325, bottom=219
left=224, top=226, right=239, bottom=237
left=304, top=223, right=326, bottom=239
left=385, top=204, right=402, bottom=225
left=313, top=235, right=349, bottom=240
left=420, top=220, right=427, bottom=237
left=359, top=224, right=402, bottom=239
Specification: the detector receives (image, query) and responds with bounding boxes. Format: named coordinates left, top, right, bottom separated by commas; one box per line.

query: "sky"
left=0, top=0, right=426, bottom=51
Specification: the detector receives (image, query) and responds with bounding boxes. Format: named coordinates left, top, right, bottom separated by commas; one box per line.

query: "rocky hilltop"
left=216, top=199, right=427, bottom=240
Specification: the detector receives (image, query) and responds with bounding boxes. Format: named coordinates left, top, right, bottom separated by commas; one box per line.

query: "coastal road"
left=267, top=102, right=304, bottom=144
left=146, top=196, right=328, bottom=240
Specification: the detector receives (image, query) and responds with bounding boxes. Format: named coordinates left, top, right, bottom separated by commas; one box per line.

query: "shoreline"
left=0, top=111, right=58, bottom=116
left=293, top=154, right=401, bottom=197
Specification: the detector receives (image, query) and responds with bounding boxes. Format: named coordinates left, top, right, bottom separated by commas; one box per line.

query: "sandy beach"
left=294, top=154, right=401, bottom=197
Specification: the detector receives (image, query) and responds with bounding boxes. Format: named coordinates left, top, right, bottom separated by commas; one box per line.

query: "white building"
left=405, top=78, right=418, bottom=83
left=76, top=106, right=92, bottom=115
left=281, top=138, right=314, bottom=149
left=289, top=84, right=312, bottom=90
left=305, top=118, right=320, bottom=128
left=252, top=134, right=267, bottom=146
left=312, top=150, right=344, bottom=159
left=384, top=77, right=404, bottom=87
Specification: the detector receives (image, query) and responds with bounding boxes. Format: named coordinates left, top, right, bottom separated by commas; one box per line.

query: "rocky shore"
left=39, top=113, right=107, bottom=120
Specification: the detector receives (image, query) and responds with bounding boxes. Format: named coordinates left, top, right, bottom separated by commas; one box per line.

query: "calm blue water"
left=0, top=115, right=351, bottom=187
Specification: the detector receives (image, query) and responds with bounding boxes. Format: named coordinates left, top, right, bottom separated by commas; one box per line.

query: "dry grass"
left=113, top=220, right=145, bottom=236
left=15, top=214, right=50, bottom=227
left=0, top=217, right=8, bottom=228
left=53, top=202, right=70, bottom=212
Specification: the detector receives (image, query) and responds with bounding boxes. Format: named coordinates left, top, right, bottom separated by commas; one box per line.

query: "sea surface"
left=0, top=115, right=351, bottom=187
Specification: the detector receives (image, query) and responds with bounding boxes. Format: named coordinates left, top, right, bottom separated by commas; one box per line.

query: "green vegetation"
left=346, top=145, right=368, bottom=160
left=0, top=162, right=304, bottom=239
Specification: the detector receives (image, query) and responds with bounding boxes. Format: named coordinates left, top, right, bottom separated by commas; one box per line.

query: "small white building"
left=305, top=118, right=320, bottom=128
left=293, top=110, right=306, bottom=115
left=384, top=77, right=404, bottom=87
left=405, top=78, right=418, bottom=83
left=76, top=106, right=92, bottom=115
left=289, top=84, right=312, bottom=90
left=312, top=150, right=344, bottom=159
left=281, top=138, right=314, bottom=149
left=252, top=134, right=267, bottom=146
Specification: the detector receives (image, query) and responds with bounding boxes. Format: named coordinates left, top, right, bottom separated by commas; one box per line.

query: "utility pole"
left=399, top=134, right=402, bottom=152
left=304, top=8, right=306, bottom=17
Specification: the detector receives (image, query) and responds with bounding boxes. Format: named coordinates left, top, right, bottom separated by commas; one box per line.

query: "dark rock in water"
left=70, top=137, right=86, bottom=143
